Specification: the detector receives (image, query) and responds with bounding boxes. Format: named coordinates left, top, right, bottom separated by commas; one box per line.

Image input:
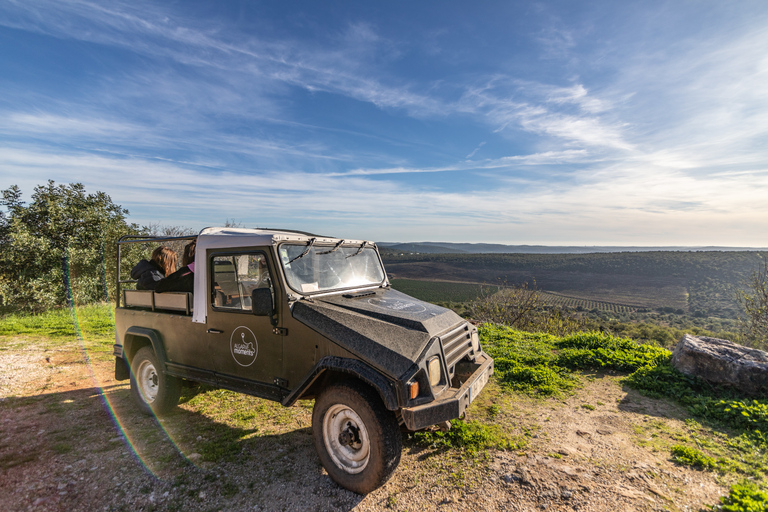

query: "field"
left=537, top=291, right=644, bottom=313
left=384, top=251, right=763, bottom=318
left=390, top=276, right=688, bottom=314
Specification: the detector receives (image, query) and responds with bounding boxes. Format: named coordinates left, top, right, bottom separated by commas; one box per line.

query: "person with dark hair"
left=156, top=240, right=196, bottom=293
left=130, top=246, right=177, bottom=290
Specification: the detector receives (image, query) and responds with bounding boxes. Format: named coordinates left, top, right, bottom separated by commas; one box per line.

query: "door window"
left=211, top=253, right=273, bottom=311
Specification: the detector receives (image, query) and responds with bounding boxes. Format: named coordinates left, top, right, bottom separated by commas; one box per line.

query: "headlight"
left=471, top=329, right=480, bottom=353
left=428, top=356, right=441, bottom=387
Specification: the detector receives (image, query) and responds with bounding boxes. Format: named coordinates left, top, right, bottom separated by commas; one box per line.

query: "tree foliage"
left=738, top=255, right=768, bottom=350
left=0, top=181, right=138, bottom=311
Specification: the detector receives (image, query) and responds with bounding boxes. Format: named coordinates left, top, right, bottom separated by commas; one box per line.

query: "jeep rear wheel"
left=312, top=381, right=401, bottom=494
left=130, top=346, right=181, bottom=415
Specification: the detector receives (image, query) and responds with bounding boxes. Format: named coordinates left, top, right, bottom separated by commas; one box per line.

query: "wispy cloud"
left=465, top=142, right=486, bottom=159
left=3, top=142, right=767, bottom=245
left=2, top=1, right=768, bottom=245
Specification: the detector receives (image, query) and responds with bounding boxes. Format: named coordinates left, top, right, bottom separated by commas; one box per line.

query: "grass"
left=0, top=302, right=115, bottom=345
left=480, top=322, right=768, bottom=505
left=719, top=481, right=768, bottom=511
left=480, top=324, right=669, bottom=397
left=671, top=445, right=722, bottom=471
left=2, top=304, right=766, bottom=507
left=411, top=418, right=522, bottom=454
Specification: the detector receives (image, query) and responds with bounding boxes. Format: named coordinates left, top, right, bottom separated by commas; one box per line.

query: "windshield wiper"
left=346, top=241, right=369, bottom=259
left=317, top=239, right=345, bottom=255
left=287, top=238, right=316, bottom=264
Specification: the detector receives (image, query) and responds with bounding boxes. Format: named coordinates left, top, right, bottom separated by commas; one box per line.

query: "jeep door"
left=205, top=251, right=286, bottom=400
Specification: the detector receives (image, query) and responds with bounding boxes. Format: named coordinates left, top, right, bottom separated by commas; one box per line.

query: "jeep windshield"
left=279, top=242, right=386, bottom=294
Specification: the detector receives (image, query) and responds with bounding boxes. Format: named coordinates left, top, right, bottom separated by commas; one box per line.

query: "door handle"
left=207, top=328, right=224, bottom=334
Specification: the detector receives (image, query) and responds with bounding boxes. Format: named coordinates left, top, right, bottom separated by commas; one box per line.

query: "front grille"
left=440, top=322, right=473, bottom=376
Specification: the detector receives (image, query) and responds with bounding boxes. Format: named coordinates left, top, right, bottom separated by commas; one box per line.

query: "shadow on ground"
left=0, top=383, right=367, bottom=511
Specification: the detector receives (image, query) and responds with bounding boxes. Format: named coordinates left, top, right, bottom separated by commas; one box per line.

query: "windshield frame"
left=276, top=241, right=387, bottom=296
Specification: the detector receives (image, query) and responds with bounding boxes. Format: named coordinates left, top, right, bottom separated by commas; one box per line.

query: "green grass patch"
left=670, top=444, right=721, bottom=471
left=719, top=481, right=768, bottom=512
left=480, top=325, right=576, bottom=396
left=480, top=324, right=666, bottom=396
left=625, top=363, right=768, bottom=452
left=411, top=419, right=521, bottom=454
left=0, top=303, right=115, bottom=343
left=555, top=331, right=670, bottom=372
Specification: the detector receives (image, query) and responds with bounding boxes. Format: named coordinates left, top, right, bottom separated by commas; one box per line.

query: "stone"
left=671, top=334, right=768, bottom=395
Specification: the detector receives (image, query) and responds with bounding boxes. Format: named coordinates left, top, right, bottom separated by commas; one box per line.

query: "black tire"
left=129, top=346, right=181, bottom=416
left=312, top=381, right=402, bottom=494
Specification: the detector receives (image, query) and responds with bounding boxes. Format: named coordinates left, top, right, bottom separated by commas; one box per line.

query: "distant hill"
left=379, top=243, right=467, bottom=254
left=377, top=242, right=767, bottom=254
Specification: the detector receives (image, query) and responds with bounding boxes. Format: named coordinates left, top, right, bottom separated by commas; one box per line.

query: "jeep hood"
left=291, top=288, right=465, bottom=378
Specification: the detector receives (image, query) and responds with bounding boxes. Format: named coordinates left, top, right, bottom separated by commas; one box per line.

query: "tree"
left=0, top=181, right=138, bottom=311
left=468, top=280, right=584, bottom=335
left=737, top=255, right=768, bottom=350
left=469, top=280, right=541, bottom=327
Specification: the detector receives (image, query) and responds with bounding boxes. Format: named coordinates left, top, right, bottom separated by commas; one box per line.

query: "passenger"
left=156, top=240, right=196, bottom=293
left=130, top=247, right=177, bottom=291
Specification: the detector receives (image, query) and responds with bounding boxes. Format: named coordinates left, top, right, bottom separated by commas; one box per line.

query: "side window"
left=211, top=253, right=272, bottom=311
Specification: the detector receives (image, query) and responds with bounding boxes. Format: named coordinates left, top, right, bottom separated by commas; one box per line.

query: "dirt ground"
left=0, top=338, right=730, bottom=512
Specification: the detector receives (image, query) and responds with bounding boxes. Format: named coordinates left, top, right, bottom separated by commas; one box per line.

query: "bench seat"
left=123, top=290, right=193, bottom=315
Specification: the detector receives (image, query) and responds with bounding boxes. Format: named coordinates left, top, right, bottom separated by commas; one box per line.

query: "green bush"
left=0, top=182, right=137, bottom=311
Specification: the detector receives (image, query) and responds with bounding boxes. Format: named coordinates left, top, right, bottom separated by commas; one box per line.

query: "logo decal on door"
left=230, top=326, right=259, bottom=367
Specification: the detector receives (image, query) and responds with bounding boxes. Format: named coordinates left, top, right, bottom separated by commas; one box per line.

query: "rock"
left=671, top=334, right=768, bottom=395
left=502, top=473, right=521, bottom=484
left=517, top=466, right=533, bottom=485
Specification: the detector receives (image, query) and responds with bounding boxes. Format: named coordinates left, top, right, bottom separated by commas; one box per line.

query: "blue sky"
left=1, top=1, right=767, bottom=245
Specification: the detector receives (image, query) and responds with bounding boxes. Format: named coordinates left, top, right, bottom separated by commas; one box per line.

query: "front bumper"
left=400, top=353, right=493, bottom=431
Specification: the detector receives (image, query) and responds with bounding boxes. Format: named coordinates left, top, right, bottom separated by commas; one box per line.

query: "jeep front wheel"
left=130, top=346, right=181, bottom=415
left=312, top=381, right=402, bottom=494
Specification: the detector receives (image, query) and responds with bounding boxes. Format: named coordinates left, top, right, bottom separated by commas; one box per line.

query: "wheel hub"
left=338, top=422, right=361, bottom=447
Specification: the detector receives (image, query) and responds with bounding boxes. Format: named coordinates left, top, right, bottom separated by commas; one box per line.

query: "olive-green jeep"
left=113, top=227, right=493, bottom=493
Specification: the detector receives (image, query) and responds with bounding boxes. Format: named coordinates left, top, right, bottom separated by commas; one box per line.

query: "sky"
left=1, top=0, right=767, bottom=245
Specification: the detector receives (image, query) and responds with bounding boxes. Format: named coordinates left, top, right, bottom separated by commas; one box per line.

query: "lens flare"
left=63, top=249, right=203, bottom=479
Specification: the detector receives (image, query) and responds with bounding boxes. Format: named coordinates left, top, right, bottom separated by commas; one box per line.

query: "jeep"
left=113, top=227, right=493, bottom=493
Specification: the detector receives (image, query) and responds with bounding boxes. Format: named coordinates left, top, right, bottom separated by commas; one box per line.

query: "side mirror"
left=251, top=288, right=273, bottom=317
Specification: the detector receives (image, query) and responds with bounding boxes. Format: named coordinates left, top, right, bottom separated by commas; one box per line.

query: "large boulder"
left=671, top=334, right=768, bottom=396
